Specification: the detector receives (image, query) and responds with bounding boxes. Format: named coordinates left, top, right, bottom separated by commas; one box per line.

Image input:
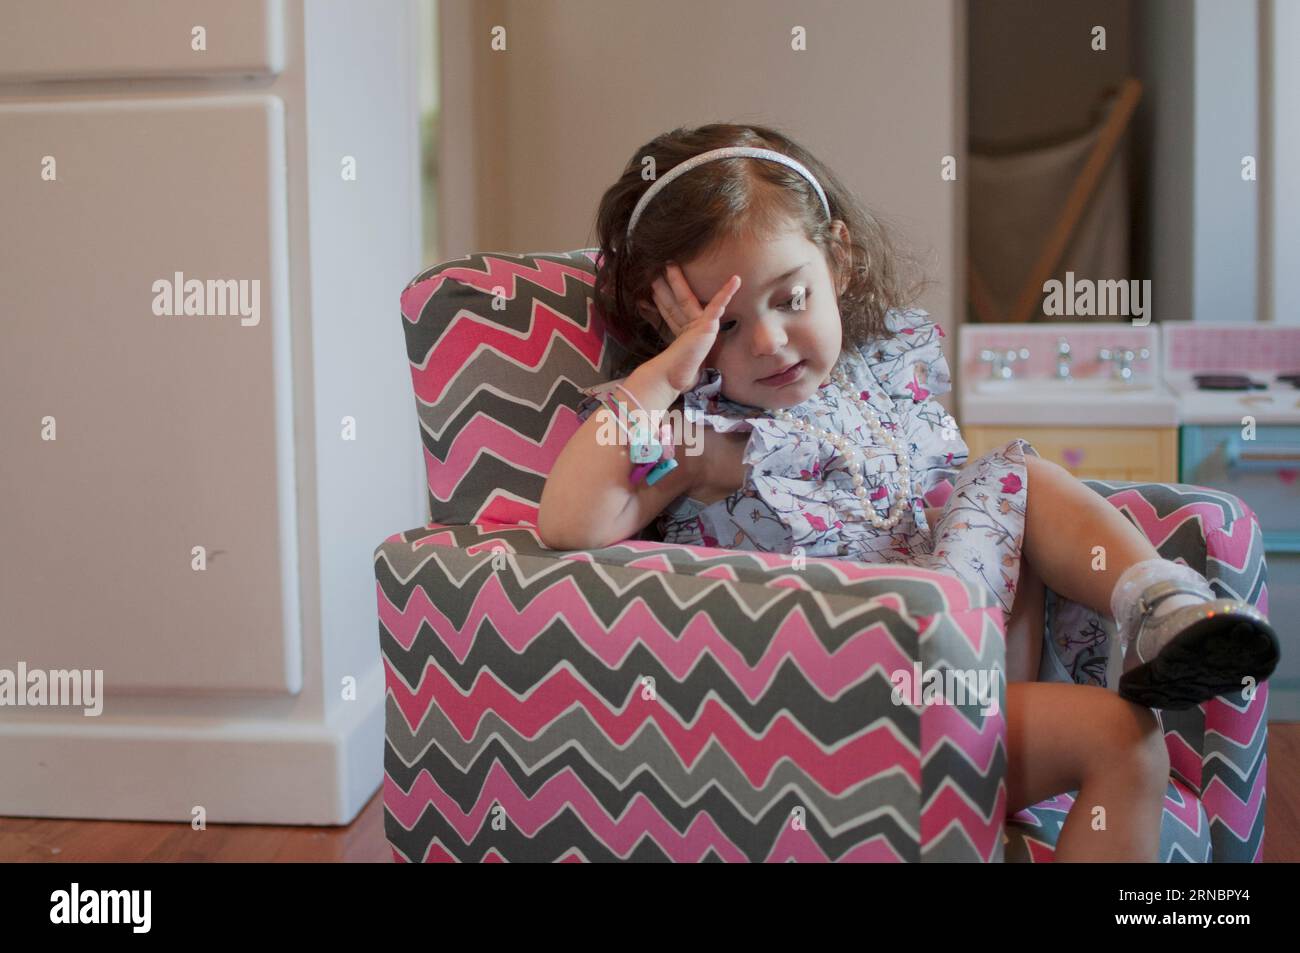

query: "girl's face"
left=677, top=221, right=848, bottom=410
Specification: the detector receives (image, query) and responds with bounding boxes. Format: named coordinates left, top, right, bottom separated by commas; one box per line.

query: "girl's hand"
left=638, top=263, right=741, bottom=393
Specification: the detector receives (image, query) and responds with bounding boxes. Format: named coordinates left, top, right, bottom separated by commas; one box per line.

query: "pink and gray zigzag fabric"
left=374, top=250, right=1270, bottom=862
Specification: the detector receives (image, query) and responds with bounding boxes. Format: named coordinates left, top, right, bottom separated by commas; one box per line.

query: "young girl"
left=538, top=123, right=1281, bottom=861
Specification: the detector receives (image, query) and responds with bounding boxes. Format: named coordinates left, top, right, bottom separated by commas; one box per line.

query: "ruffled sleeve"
left=682, top=369, right=829, bottom=492
left=856, top=308, right=969, bottom=500
left=680, top=368, right=759, bottom=435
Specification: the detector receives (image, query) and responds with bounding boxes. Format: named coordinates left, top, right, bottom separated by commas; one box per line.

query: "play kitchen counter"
left=957, top=323, right=1177, bottom=481
left=1163, top=323, right=1300, bottom=720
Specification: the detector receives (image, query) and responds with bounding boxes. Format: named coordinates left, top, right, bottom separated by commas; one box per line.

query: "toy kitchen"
left=958, top=322, right=1300, bottom=720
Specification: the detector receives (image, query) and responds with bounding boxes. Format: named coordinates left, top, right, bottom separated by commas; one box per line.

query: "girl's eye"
left=719, top=291, right=808, bottom=331
left=779, top=290, right=808, bottom=311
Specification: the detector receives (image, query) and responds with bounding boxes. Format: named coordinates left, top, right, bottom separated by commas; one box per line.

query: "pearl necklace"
left=772, top=367, right=914, bottom=530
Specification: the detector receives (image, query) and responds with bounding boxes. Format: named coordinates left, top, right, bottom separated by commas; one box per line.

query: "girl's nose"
left=751, top=316, right=788, bottom=356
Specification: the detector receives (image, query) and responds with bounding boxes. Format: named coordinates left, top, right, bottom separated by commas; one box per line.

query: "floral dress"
left=576, top=308, right=1040, bottom=627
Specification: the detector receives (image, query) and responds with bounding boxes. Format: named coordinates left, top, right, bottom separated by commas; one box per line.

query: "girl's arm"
left=538, top=357, right=702, bottom=551
left=540, top=264, right=739, bottom=550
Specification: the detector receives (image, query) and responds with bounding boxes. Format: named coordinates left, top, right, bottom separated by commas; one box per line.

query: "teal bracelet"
left=644, top=456, right=678, bottom=486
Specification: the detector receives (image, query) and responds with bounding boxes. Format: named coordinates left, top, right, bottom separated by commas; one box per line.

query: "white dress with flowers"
left=577, top=308, right=1040, bottom=625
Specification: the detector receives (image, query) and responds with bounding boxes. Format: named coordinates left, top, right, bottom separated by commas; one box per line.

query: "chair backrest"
left=398, top=249, right=633, bottom=529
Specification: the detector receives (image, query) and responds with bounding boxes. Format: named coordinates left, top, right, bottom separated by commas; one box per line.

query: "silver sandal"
left=1117, top=578, right=1280, bottom=710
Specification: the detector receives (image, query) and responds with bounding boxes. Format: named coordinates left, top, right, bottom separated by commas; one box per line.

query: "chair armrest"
left=374, top=521, right=1010, bottom=862
left=1040, top=479, right=1269, bottom=862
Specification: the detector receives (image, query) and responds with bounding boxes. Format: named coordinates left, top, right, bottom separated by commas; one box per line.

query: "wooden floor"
left=5, top=724, right=1300, bottom=862
left=0, top=789, right=393, bottom=863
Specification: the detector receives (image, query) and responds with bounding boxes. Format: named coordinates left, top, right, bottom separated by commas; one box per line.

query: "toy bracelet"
left=593, top=390, right=678, bottom=486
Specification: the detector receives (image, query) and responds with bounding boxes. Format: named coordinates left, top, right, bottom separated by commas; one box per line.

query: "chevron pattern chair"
left=374, top=249, right=1271, bottom=862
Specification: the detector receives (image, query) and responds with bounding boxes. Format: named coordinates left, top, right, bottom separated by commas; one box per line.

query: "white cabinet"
left=0, top=0, right=424, bottom=825
left=0, top=0, right=284, bottom=81
left=1, top=96, right=299, bottom=693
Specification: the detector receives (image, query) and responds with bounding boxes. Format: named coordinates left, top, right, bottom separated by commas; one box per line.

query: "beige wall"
left=440, top=0, right=964, bottom=343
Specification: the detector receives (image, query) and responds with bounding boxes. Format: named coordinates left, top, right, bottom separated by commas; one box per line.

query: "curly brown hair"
left=591, top=122, right=931, bottom=377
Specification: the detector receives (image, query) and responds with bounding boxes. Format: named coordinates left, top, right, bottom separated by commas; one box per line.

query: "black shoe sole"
left=1117, top=613, right=1281, bottom=711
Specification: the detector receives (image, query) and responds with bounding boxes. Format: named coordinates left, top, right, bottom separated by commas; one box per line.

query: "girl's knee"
left=1099, top=699, right=1170, bottom=790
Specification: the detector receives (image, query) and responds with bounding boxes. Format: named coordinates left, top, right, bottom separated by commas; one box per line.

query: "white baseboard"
left=0, top=665, right=385, bottom=826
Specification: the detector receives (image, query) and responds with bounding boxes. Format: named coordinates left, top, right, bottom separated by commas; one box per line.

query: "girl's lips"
left=758, top=360, right=805, bottom=386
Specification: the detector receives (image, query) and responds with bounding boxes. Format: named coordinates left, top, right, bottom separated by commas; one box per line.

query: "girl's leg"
left=1019, top=454, right=1158, bottom=614
left=1006, top=681, right=1169, bottom=861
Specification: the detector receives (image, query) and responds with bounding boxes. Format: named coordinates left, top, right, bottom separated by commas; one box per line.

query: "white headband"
left=624, top=146, right=831, bottom=246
